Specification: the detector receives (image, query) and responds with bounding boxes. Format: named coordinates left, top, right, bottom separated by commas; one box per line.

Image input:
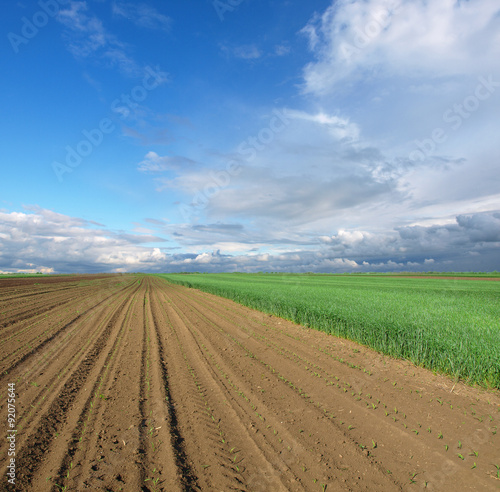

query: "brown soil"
left=0, top=274, right=121, bottom=288
left=0, top=275, right=498, bottom=491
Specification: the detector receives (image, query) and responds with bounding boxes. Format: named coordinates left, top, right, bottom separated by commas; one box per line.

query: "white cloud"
left=158, top=107, right=402, bottom=228
left=145, top=1, right=498, bottom=249
left=96, top=247, right=166, bottom=266
left=287, top=109, right=360, bottom=141
left=220, top=43, right=262, bottom=60
left=0, top=267, right=54, bottom=274
left=0, top=207, right=168, bottom=274
left=57, top=1, right=139, bottom=75
left=301, top=0, right=500, bottom=95
left=58, top=1, right=108, bottom=55
left=275, top=44, right=291, bottom=56
left=138, top=151, right=197, bottom=173
left=0, top=207, right=498, bottom=273
left=112, top=2, right=172, bottom=31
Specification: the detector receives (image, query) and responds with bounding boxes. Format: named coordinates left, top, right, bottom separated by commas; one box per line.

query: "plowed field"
left=1, top=275, right=499, bottom=491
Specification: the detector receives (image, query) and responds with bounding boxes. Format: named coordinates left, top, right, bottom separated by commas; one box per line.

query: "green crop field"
left=157, top=273, right=500, bottom=389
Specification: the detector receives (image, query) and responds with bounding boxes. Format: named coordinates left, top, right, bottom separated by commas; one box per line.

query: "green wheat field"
left=158, top=273, right=500, bottom=389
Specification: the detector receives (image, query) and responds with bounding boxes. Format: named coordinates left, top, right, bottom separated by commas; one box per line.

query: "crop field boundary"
left=158, top=273, right=500, bottom=390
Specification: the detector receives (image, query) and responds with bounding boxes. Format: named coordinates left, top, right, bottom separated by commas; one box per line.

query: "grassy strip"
left=156, top=273, right=500, bottom=390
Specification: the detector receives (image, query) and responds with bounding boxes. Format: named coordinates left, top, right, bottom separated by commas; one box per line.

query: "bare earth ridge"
left=0, top=275, right=498, bottom=491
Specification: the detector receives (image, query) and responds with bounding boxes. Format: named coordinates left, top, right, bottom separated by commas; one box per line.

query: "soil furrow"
left=147, top=278, right=198, bottom=491
left=0, top=278, right=136, bottom=374
left=10, top=279, right=142, bottom=489
left=0, top=278, right=139, bottom=470
left=49, top=279, right=143, bottom=491
left=0, top=278, right=138, bottom=409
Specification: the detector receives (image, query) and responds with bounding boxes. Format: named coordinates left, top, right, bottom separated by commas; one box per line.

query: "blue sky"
left=1, top=0, right=499, bottom=273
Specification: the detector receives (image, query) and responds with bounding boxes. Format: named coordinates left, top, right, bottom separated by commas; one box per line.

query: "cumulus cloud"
left=315, top=212, right=500, bottom=266
left=0, top=207, right=167, bottom=274
left=0, top=207, right=498, bottom=273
